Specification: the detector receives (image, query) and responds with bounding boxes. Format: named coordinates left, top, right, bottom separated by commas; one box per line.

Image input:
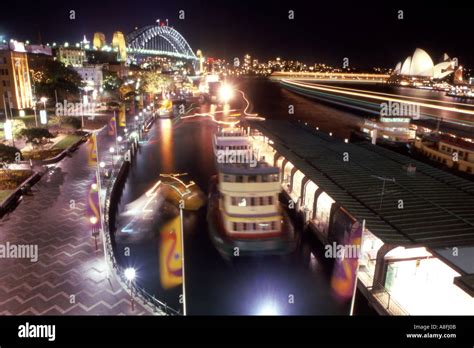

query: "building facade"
left=0, top=44, right=34, bottom=115
left=73, top=65, right=103, bottom=92
left=55, top=47, right=86, bottom=68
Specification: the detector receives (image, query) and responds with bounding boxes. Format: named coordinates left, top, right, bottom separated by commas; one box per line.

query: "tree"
left=103, top=71, right=123, bottom=92
left=32, top=60, right=84, bottom=102
left=19, top=128, right=54, bottom=149
left=0, top=144, right=20, bottom=163
left=141, top=72, right=173, bottom=95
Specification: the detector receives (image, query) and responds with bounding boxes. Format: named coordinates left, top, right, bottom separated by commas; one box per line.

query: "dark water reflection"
left=114, top=83, right=354, bottom=315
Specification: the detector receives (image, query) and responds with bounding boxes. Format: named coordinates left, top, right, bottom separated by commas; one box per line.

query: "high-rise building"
left=0, top=41, right=34, bottom=115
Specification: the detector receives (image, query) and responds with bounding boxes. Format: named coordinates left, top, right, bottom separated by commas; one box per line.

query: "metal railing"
left=358, top=267, right=409, bottom=316
left=101, top=124, right=182, bottom=316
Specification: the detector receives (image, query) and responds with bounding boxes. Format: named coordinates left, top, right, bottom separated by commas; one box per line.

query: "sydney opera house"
left=391, top=48, right=456, bottom=80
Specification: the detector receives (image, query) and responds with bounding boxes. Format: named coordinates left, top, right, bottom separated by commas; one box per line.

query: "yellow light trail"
left=283, top=79, right=474, bottom=117
left=298, top=80, right=474, bottom=110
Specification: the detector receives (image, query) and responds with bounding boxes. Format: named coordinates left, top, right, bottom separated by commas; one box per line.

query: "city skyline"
left=2, top=2, right=474, bottom=67
left=0, top=2, right=473, bottom=345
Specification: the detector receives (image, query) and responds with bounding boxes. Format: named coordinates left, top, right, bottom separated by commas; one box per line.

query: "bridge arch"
left=126, top=25, right=198, bottom=61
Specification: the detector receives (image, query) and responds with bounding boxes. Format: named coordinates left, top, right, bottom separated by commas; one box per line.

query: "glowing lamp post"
left=218, top=84, right=233, bottom=104
left=124, top=267, right=136, bottom=311
left=89, top=216, right=99, bottom=250
left=40, top=97, right=47, bottom=109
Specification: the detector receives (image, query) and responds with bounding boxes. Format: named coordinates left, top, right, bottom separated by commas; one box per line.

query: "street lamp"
left=40, top=97, right=47, bottom=109
left=124, top=267, right=136, bottom=311
left=218, top=83, right=233, bottom=104
left=89, top=216, right=99, bottom=250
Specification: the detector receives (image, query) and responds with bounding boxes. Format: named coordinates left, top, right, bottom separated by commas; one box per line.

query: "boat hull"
left=207, top=176, right=297, bottom=260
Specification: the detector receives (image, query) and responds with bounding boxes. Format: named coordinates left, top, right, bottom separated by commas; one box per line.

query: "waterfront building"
left=249, top=120, right=474, bottom=315
left=0, top=41, right=34, bottom=115
left=391, top=48, right=455, bottom=80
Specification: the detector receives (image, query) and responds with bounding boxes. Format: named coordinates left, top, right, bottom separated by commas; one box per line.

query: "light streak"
left=298, top=80, right=474, bottom=110
left=283, top=80, right=474, bottom=119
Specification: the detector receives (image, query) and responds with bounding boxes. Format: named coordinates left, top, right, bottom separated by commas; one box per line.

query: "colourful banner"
left=87, top=174, right=101, bottom=226
left=159, top=216, right=183, bottom=289
left=87, top=133, right=98, bottom=167
left=108, top=114, right=117, bottom=136
left=119, top=105, right=126, bottom=127
left=330, top=221, right=363, bottom=301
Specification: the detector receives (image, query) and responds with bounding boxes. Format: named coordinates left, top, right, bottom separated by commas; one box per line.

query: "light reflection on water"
left=114, top=93, right=352, bottom=315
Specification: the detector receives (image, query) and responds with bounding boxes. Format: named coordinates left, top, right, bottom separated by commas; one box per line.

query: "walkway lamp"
left=124, top=267, right=136, bottom=311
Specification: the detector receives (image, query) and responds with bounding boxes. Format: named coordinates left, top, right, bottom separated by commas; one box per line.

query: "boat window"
left=248, top=175, right=257, bottom=183
left=235, top=175, right=243, bottom=183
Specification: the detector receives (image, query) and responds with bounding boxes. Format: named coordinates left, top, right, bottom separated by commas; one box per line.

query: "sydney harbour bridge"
left=125, top=24, right=197, bottom=61
left=88, top=22, right=199, bottom=68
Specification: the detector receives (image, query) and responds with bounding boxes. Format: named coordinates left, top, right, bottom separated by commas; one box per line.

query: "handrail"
left=358, top=267, right=409, bottom=316
left=102, top=121, right=182, bottom=316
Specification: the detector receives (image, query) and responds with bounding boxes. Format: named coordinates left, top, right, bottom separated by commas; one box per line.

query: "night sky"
left=1, top=1, right=474, bottom=68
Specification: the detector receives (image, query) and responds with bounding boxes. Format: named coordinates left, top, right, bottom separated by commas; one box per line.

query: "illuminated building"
left=392, top=48, right=455, bottom=79
left=0, top=41, right=34, bottom=114
left=250, top=121, right=474, bottom=315
left=454, top=66, right=464, bottom=83
left=111, top=31, right=127, bottom=62
left=55, top=46, right=86, bottom=67
left=73, top=65, right=103, bottom=92
left=93, top=32, right=106, bottom=49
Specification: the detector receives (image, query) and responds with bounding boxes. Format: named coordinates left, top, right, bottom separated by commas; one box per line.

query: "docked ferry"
left=207, top=127, right=296, bottom=260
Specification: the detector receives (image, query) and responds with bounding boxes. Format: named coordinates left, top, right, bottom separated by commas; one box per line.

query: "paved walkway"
left=0, top=129, right=150, bottom=315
